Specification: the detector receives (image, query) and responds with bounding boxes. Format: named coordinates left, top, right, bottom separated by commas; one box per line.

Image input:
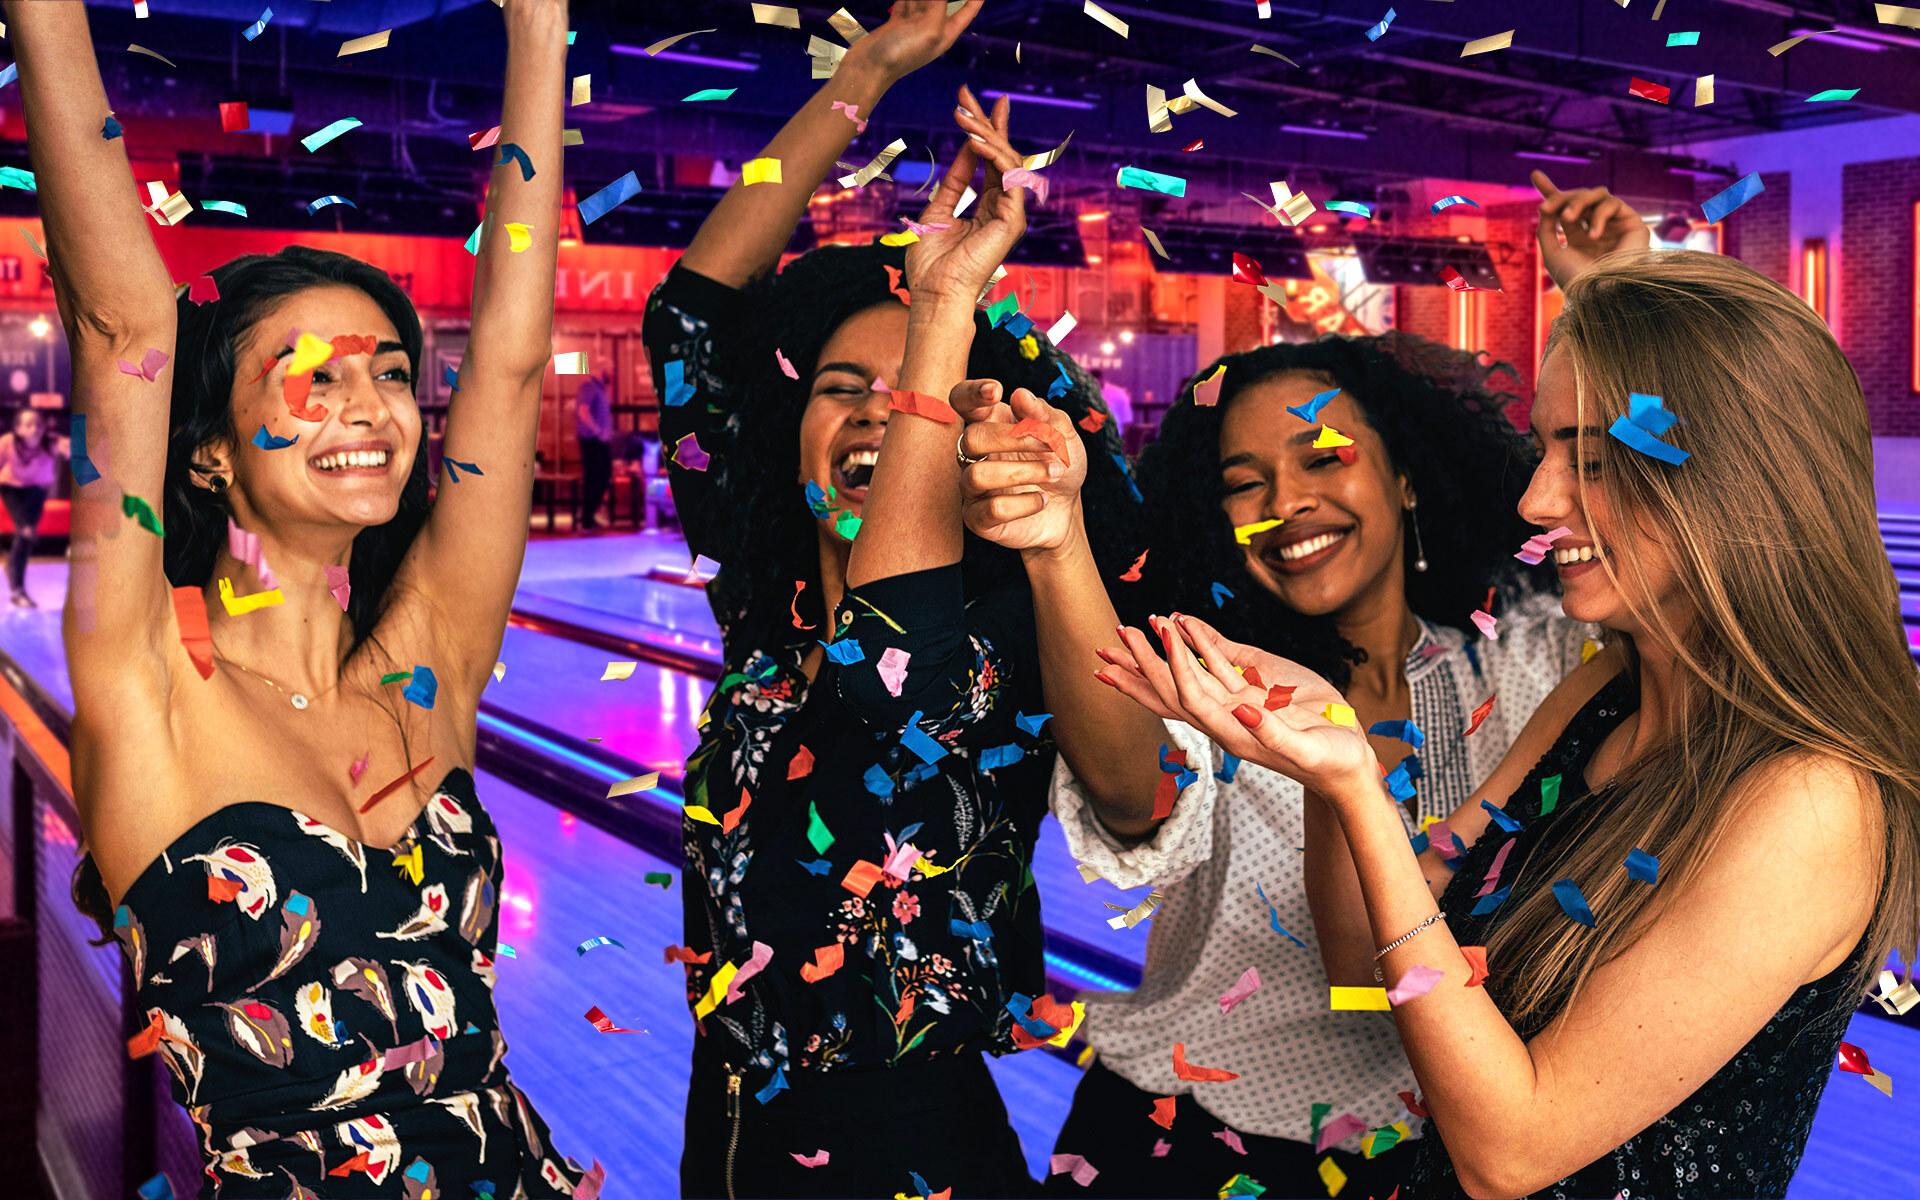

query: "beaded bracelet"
left=1372, top=910, right=1447, bottom=982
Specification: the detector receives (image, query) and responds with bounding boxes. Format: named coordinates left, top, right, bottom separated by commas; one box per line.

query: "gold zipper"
left=724, top=1066, right=743, bottom=1200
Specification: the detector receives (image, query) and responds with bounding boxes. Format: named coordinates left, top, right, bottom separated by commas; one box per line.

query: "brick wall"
left=1223, top=281, right=1267, bottom=354
left=1841, top=156, right=1920, bottom=437
left=1711, top=170, right=1793, bottom=291
left=1483, top=202, right=1542, bottom=429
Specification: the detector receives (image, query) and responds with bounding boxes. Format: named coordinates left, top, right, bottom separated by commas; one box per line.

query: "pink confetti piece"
left=871, top=376, right=891, bottom=393
left=900, top=216, right=953, bottom=237
left=1314, top=1112, right=1367, bottom=1153
left=1150, top=1138, right=1171, bottom=1159
left=226, top=519, right=275, bottom=588
left=187, top=274, right=220, bottom=305
left=1218, top=965, right=1261, bottom=1015
left=776, top=348, right=799, bottom=379
left=791, top=1150, right=831, bottom=1168
left=1212, top=1128, right=1248, bottom=1156
left=1002, top=166, right=1049, bottom=205
left=574, top=1162, right=607, bottom=1200
left=116, top=347, right=170, bottom=381
left=1470, top=609, right=1499, bottom=640
left=324, top=563, right=351, bottom=611
left=725, top=940, right=773, bottom=1004
left=880, top=834, right=923, bottom=884
left=468, top=124, right=502, bottom=150
left=877, top=646, right=912, bottom=697
left=583, top=1005, right=644, bottom=1033
left=1385, top=964, right=1445, bottom=1005
left=1514, top=525, right=1572, bottom=565
left=349, top=752, right=370, bottom=784
left=1475, top=837, right=1517, bottom=897
left=1047, top=1153, right=1099, bottom=1187
left=830, top=99, right=868, bottom=133
left=672, top=432, right=712, bottom=472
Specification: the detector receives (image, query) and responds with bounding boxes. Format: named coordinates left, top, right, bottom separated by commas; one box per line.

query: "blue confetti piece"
left=496, top=141, right=536, bottom=181
left=1015, top=711, right=1053, bottom=737
left=1403, top=754, right=1425, bottom=781
left=979, top=743, right=1024, bottom=770
left=901, top=761, right=939, bottom=788
left=102, top=115, right=124, bottom=140
left=822, top=638, right=864, bottom=665
left=1046, top=360, right=1073, bottom=400
left=1481, top=798, right=1523, bottom=834
left=796, top=857, right=833, bottom=876
left=1701, top=171, right=1763, bottom=224
left=662, top=358, right=695, bottom=407
left=1666, top=30, right=1700, bottom=46
left=1325, top=199, right=1374, bottom=219
left=1210, top=581, right=1234, bottom=608
left=910, top=1172, right=933, bottom=1199
left=754, top=1067, right=788, bottom=1104
left=1001, top=312, right=1033, bottom=338
left=1625, top=847, right=1660, bottom=885
left=70, top=415, right=102, bottom=486
left=1409, top=830, right=1430, bottom=854
left=1006, top=993, right=1060, bottom=1039
left=900, top=710, right=948, bottom=765
left=1214, top=751, right=1241, bottom=784
left=1115, top=166, right=1187, bottom=196
left=1608, top=391, right=1689, bottom=465
left=137, top=1174, right=175, bottom=1200
left=1470, top=885, right=1510, bottom=916
left=1383, top=760, right=1417, bottom=801
left=1807, top=88, right=1859, bottom=103
left=1286, top=387, right=1340, bottom=424
left=576, top=935, right=625, bottom=955
left=1254, top=882, right=1309, bottom=948
left=950, top=917, right=994, bottom=942
left=1553, top=878, right=1597, bottom=926
left=472, top=1182, right=497, bottom=1198
left=403, top=665, right=438, bottom=709
left=300, top=117, right=363, bottom=153
left=1365, top=7, right=1396, bottom=41
left=443, top=363, right=461, bottom=392
left=862, top=763, right=895, bottom=798
left=805, top=479, right=833, bottom=518
left=201, top=199, right=248, bottom=217
left=307, top=194, right=356, bottom=214
left=252, top=425, right=298, bottom=450
left=684, top=88, right=738, bottom=102
left=496, top=943, right=517, bottom=958
left=1626, top=390, right=1677, bottom=436
left=0, top=64, right=16, bottom=90
left=0, top=166, right=38, bottom=192
left=1366, top=719, right=1425, bottom=749
left=1112, top=451, right=1142, bottom=502
left=579, top=170, right=642, bottom=225
left=243, top=7, right=273, bottom=42
left=1429, top=195, right=1478, bottom=213
left=444, top=457, right=484, bottom=482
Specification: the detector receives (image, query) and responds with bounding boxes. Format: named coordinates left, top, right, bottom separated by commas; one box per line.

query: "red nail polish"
left=1233, top=704, right=1263, bottom=728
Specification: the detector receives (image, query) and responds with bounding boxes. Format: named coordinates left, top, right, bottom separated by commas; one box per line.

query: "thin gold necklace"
left=212, top=651, right=343, bottom=711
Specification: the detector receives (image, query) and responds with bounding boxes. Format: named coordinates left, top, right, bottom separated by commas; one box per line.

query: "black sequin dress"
left=1410, top=672, right=1870, bottom=1198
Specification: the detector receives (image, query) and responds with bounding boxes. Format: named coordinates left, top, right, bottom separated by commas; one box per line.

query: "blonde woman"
left=1100, top=179, right=1920, bottom=1198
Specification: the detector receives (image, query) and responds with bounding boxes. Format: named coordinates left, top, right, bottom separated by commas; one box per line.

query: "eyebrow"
left=813, top=361, right=870, bottom=382
left=1219, top=429, right=1333, bottom=470
left=270, top=338, right=408, bottom=362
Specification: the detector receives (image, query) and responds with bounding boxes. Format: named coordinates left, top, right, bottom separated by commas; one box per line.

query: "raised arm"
left=9, top=0, right=180, bottom=694
left=405, top=0, right=565, bottom=697
left=678, top=2, right=981, bottom=289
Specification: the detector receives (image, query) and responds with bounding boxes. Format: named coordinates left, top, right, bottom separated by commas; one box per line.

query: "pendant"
left=290, top=693, right=310, bottom=711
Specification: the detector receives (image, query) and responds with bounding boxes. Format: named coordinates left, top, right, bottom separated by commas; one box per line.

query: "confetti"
left=1514, top=525, right=1571, bottom=565
left=644, top=29, right=717, bottom=56
left=1461, top=30, right=1513, bottom=56
left=601, top=661, right=638, bottom=681
left=1083, top=0, right=1130, bottom=38
left=497, top=143, right=536, bottom=180
left=838, top=137, right=907, bottom=188
left=1879, top=4, right=1920, bottom=29
left=798, top=943, right=845, bottom=983
left=122, top=494, right=164, bottom=536
left=1172, top=1042, right=1240, bottom=1081
left=1050, top=1154, right=1100, bottom=1187
left=1233, top=517, right=1284, bottom=545
left=243, top=7, right=272, bottom=42
left=1141, top=226, right=1170, bottom=258
left=827, top=7, right=869, bottom=43
left=1324, top=200, right=1373, bottom=219
left=1316, top=1112, right=1368, bottom=1152
left=202, top=200, right=249, bottom=217
left=1151, top=1096, right=1178, bottom=1128
left=1218, top=966, right=1261, bottom=1015
left=300, top=117, right=362, bottom=153
left=683, top=89, right=737, bottom=103
left=877, top=647, right=912, bottom=697
left=128, top=44, right=178, bottom=68
left=1694, top=75, right=1716, bottom=106
left=324, top=565, right=351, bottom=611
left=583, top=1005, right=643, bottom=1034
left=102, top=115, right=123, bottom=140
left=1250, top=44, right=1302, bottom=67
left=1311, top=425, right=1354, bottom=449
left=1471, top=609, right=1499, bottom=640
left=576, top=936, right=625, bottom=956
left=830, top=100, right=867, bottom=132
left=671, top=433, right=712, bottom=472
left=579, top=171, right=641, bottom=225
left=1608, top=391, right=1689, bottom=465
left=171, top=587, right=215, bottom=679
left=337, top=31, right=392, bottom=58
left=643, top=871, right=672, bottom=889
left=1768, top=33, right=1814, bottom=55
left=1214, top=1129, right=1248, bottom=1156
left=1807, top=88, right=1859, bottom=103
left=1330, top=986, right=1390, bottom=1011
left=1461, top=945, right=1489, bottom=987
left=1625, top=847, right=1660, bottom=884
left=791, top=1150, right=830, bottom=1168
left=742, top=156, right=783, bottom=186
left=306, top=195, right=355, bottom=214
left=1628, top=77, right=1671, bottom=104
left=607, top=773, right=660, bottom=799
left=1323, top=703, right=1357, bottom=728
left=1464, top=694, right=1496, bottom=735
left=1117, top=166, right=1187, bottom=196
left=359, top=756, right=437, bottom=813
left=1365, top=8, right=1397, bottom=41
left=402, top=666, right=437, bottom=709
left=1553, top=878, right=1597, bottom=926
left=1666, top=31, right=1700, bottom=46
left=570, top=74, right=591, bottom=107
left=1385, top=964, right=1444, bottom=1005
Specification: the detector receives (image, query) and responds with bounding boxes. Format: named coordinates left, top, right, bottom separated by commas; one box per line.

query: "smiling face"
left=206, top=285, right=420, bottom=535
left=798, top=302, right=907, bottom=540
left=1518, top=348, right=1682, bottom=636
left=1217, top=371, right=1413, bottom=618
left=12, top=409, right=42, bottom=446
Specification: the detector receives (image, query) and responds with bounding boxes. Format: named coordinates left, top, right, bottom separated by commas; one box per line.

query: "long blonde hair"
left=1488, top=250, right=1920, bottom=1027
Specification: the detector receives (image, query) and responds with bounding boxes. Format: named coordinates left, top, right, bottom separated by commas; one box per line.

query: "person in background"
left=0, top=406, right=70, bottom=608
left=1090, top=368, right=1133, bottom=432
left=575, top=365, right=613, bottom=530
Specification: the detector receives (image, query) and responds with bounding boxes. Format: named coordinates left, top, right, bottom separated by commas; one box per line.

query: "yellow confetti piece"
left=1022, top=130, right=1075, bottom=171
left=1076, top=1043, right=1095, bottom=1068
left=644, top=28, right=716, bottom=56
left=1324, top=703, right=1357, bottom=728
left=505, top=222, right=532, bottom=253
left=1313, top=425, right=1355, bottom=448
left=601, top=661, right=637, bottom=681
left=1083, top=0, right=1129, bottom=38
left=570, top=74, right=590, bottom=106
left=607, top=773, right=659, bottom=799
left=1250, top=44, right=1301, bottom=67
left=1693, top=75, right=1715, bottom=106
left=877, top=230, right=919, bottom=247
left=838, top=138, right=906, bottom=189
left=1043, top=1000, right=1087, bottom=1047
left=1329, top=985, right=1390, bottom=1011
left=1317, top=1156, right=1348, bottom=1196
left=1768, top=34, right=1812, bottom=55
left=1879, top=5, right=1920, bottom=30
left=287, top=332, right=335, bottom=375
left=553, top=351, right=589, bottom=375
left=1234, top=517, right=1285, bottom=545
left=1142, top=226, right=1170, bottom=259
left=128, top=44, right=178, bottom=67
left=142, top=181, right=193, bottom=226
left=1461, top=30, right=1514, bottom=57
left=827, top=7, right=868, bottom=42
left=1017, top=334, right=1040, bottom=360
left=563, top=129, right=584, bottom=147
left=218, top=577, right=284, bottom=616
left=492, top=661, right=506, bottom=682
left=751, top=3, right=801, bottom=29
left=1182, top=78, right=1237, bottom=118
left=1865, top=1067, right=1894, bottom=1097
left=337, top=30, right=392, bottom=58
left=683, top=804, right=720, bottom=825
left=1580, top=638, right=1602, bottom=663
left=693, top=961, right=739, bottom=1019
left=742, top=156, right=783, bottom=186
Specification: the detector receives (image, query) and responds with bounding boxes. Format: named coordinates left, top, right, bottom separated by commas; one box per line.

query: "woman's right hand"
left=845, top=0, right=983, bottom=83
left=952, top=379, right=1085, bottom=555
left=1532, top=169, right=1651, bottom=291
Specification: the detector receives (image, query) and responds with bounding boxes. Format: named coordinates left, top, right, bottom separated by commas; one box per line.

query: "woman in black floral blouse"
left=640, top=5, right=1139, bottom=1196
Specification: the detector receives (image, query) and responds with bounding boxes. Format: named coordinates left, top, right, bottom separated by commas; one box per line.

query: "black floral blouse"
left=644, top=265, right=1057, bottom=1102
left=97, top=769, right=591, bottom=1198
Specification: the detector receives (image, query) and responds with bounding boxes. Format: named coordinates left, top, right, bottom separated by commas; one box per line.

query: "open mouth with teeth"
left=832, top=446, right=881, bottom=502
left=1552, top=544, right=1603, bottom=565
left=309, top=448, right=392, bottom=474
left=1260, top=526, right=1353, bottom=574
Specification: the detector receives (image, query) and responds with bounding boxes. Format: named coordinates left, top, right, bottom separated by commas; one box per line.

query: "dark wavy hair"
left=1130, top=332, right=1552, bottom=688
left=74, top=246, right=429, bottom=935
left=699, top=240, right=1142, bottom=660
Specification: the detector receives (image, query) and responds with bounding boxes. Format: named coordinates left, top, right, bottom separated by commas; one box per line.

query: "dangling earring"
left=1408, top=501, right=1428, bottom=573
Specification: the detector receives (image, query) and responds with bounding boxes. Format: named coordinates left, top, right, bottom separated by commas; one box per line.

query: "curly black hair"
left=1129, top=332, right=1553, bottom=689
left=701, top=240, right=1143, bottom=661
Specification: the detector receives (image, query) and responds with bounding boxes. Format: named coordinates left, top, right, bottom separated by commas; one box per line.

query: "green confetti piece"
left=643, top=871, right=672, bottom=889
left=464, top=221, right=483, bottom=256
left=1807, top=88, right=1860, bottom=102
left=1540, top=773, right=1562, bottom=816
left=833, top=510, right=862, bottom=540
left=1666, top=31, right=1700, bottom=46
left=1115, top=165, right=1186, bottom=196
left=1366, top=1124, right=1403, bottom=1156
left=379, top=670, right=413, bottom=686
left=806, top=801, right=834, bottom=855
left=120, top=493, right=164, bottom=536
left=683, top=88, right=737, bottom=102
left=201, top=199, right=249, bottom=217
left=984, top=293, right=1021, bottom=327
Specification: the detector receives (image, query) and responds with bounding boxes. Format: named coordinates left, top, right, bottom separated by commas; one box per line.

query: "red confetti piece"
left=889, top=389, right=959, bottom=424
left=220, top=101, right=251, bottom=132
left=787, top=745, right=815, bottom=781
left=1334, top=446, right=1358, bottom=465
left=721, top=787, right=752, bottom=834
left=359, top=755, right=437, bottom=813
left=584, top=1005, right=642, bottom=1033
left=1151, top=772, right=1182, bottom=821
left=1078, top=409, right=1108, bottom=433
left=1119, top=549, right=1149, bottom=582
left=1172, top=1041, right=1240, bottom=1082
left=1398, top=1090, right=1430, bottom=1119
left=1231, top=252, right=1266, bottom=286
left=1461, top=945, right=1489, bottom=988
left=1837, top=1041, right=1873, bottom=1075
left=1242, top=666, right=1265, bottom=690
left=1629, top=77, right=1672, bottom=104
left=1010, top=416, right=1067, bottom=461
left=798, top=942, right=845, bottom=983
left=187, top=274, right=221, bottom=304
left=283, top=371, right=328, bottom=423
left=1463, top=695, right=1496, bottom=736
left=1265, top=685, right=1296, bottom=711
left=171, top=586, right=215, bottom=680
left=1182, top=138, right=1205, bottom=152
left=1010, top=993, right=1079, bottom=1050
left=841, top=859, right=885, bottom=897
left=1149, top=1096, right=1177, bottom=1129
left=789, top=580, right=815, bottom=630
left=883, top=264, right=912, bottom=306
left=663, top=945, right=714, bottom=965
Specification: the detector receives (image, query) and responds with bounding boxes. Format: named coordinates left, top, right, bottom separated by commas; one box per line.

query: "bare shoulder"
left=1725, top=749, right=1882, bottom=868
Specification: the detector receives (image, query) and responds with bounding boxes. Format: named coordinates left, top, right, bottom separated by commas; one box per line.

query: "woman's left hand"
left=904, top=85, right=1027, bottom=310
left=1103, top=611, right=1383, bottom=802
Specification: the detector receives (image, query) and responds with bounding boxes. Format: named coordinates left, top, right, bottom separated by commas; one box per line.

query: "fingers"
left=919, top=141, right=979, bottom=225
left=949, top=378, right=1003, bottom=422
left=1155, top=614, right=1235, bottom=714
left=942, top=0, right=984, bottom=46
left=965, top=490, right=1046, bottom=528
left=960, top=422, right=1056, bottom=460
left=964, top=459, right=1061, bottom=494
left=1097, top=659, right=1182, bottom=722
left=1117, top=623, right=1185, bottom=717
left=1173, top=614, right=1254, bottom=697
left=1529, top=169, right=1561, bottom=201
